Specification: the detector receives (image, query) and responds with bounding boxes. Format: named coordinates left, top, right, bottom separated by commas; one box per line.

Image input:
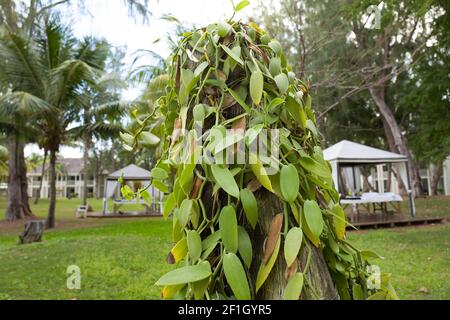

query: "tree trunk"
left=45, top=149, right=57, bottom=229
left=5, top=132, right=34, bottom=220
left=19, top=140, right=32, bottom=216
left=430, top=162, right=442, bottom=196
left=82, top=136, right=90, bottom=206
left=249, top=189, right=339, bottom=300
left=369, top=87, right=423, bottom=196
left=34, top=149, right=47, bottom=204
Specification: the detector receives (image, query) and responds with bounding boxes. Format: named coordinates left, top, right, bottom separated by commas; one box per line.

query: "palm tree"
left=0, top=17, right=110, bottom=227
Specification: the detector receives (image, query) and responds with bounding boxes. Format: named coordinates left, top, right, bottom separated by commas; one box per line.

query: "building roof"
left=323, top=140, right=407, bottom=164
left=29, top=157, right=85, bottom=175
left=107, top=164, right=151, bottom=180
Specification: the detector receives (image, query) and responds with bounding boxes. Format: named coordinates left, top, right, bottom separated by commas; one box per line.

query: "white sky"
left=25, top=0, right=259, bottom=158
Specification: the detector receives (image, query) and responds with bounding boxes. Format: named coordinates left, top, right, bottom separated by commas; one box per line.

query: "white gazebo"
left=102, top=164, right=164, bottom=215
left=324, top=140, right=416, bottom=217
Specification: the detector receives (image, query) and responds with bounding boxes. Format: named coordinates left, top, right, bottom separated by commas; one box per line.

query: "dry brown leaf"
left=170, top=118, right=182, bottom=147
left=247, top=179, right=262, bottom=192
left=284, top=259, right=298, bottom=280
left=166, top=252, right=176, bottom=265
left=263, top=213, right=284, bottom=263
left=190, top=176, right=203, bottom=199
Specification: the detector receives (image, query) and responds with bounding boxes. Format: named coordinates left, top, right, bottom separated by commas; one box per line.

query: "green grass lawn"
left=0, top=196, right=449, bottom=300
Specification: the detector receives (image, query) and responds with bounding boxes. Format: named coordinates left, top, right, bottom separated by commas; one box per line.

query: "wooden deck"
left=347, top=213, right=446, bottom=229
left=86, top=211, right=162, bottom=219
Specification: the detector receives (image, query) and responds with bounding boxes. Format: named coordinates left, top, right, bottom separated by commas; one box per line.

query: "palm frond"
left=0, top=91, right=54, bottom=117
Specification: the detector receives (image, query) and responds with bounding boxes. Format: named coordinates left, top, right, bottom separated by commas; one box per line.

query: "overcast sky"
left=26, top=0, right=259, bottom=158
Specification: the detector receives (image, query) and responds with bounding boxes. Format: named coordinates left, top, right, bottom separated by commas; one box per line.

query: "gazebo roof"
left=107, top=164, right=151, bottom=180
left=323, top=140, right=407, bottom=164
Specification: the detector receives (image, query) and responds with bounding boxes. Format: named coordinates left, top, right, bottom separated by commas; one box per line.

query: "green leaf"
left=234, top=0, right=250, bottom=12
left=217, top=22, right=232, bottom=37
left=360, top=250, right=384, bottom=260
left=156, top=261, right=212, bottom=286
left=193, top=277, right=210, bottom=300
left=303, top=200, right=324, bottom=239
left=250, top=70, right=264, bottom=105
left=237, top=226, right=253, bottom=268
left=268, top=40, right=282, bottom=55
left=163, top=193, right=176, bottom=219
left=178, top=199, right=193, bottom=228
left=194, top=61, right=209, bottom=77
left=228, top=87, right=251, bottom=113
left=139, top=131, right=160, bottom=146
left=140, top=190, right=152, bottom=205
left=223, top=252, right=251, bottom=300
left=211, top=165, right=240, bottom=198
left=283, top=273, right=304, bottom=300
left=193, top=104, right=206, bottom=122
left=239, top=188, right=259, bottom=229
left=187, top=230, right=202, bottom=262
left=249, top=153, right=273, bottom=192
left=120, top=132, right=134, bottom=146
left=332, top=205, right=347, bottom=240
left=284, top=227, right=303, bottom=266
left=201, top=231, right=221, bottom=259
left=170, top=237, right=188, bottom=263
left=220, top=44, right=244, bottom=65
left=299, top=155, right=331, bottom=178
left=280, top=164, right=299, bottom=203
left=269, top=57, right=281, bottom=76
left=267, top=97, right=284, bottom=110
left=151, top=167, right=168, bottom=180
left=120, top=185, right=134, bottom=200
left=352, top=283, right=364, bottom=300
left=256, top=236, right=280, bottom=292
left=274, top=73, right=289, bottom=94
left=219, top=206, right=238, bottom=253
left=285, top=96, right=306, bottom=127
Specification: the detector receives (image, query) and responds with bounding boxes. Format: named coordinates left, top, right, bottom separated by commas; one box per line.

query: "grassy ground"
left=0, top=196, right=449, bottom=300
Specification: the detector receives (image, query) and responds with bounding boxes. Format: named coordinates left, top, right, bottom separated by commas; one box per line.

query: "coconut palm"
left=0, top=17, right=110, bottom=227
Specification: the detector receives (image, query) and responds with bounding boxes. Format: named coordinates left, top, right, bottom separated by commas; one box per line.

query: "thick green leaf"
left=285, top=96, right=306, bottom=127
left=120, top=132, right=134, bottom=146
left=249, top=153, right=273, bottom=192
left=250, top=70, right=264, bottom=105
left=280, top=164, right=299, bottom=203
left=268, top=40, right=282, bottom=55
left=299, top=155, right=331, bottom=178
left=228, top=87, right=251, bottom=113
left=283, top=273, right=304, bottom=300
left=211, top=165, right=240, bottom=198
left=256, top=236, right=280, bottom=292
left=187, top=230, right=202, bottom=262
left=217, top=22, right=232, bottom=37
left=194, top=61, right=209, bottom=77
left=274, top=73, right=289, bottom=94
left=151, top=167, right=168, bottom=180
left=284, top=227, right=303, bottom=266
left=156, top=261, right=212, bottom=286
left=201, top=231, right=221, bottom=259
left=240, top=188, right=258, bottom=229
left=223, top=252, right=251, bottom=300
left=352, top=283, right=364, bottom=300
left=267, top=97, right=284, bottom=110
left=219, top=206, right=238, bottom=253
left=163, top=193, right=176, bottom=219
left=139, top=131, right=160, bottom=146
left=170, top=237, right=188, bottom=263
left=332, top=205, right=347, bottom=240
left=220, top=44, right=244, bottom=65
left=178, top=199, right=193, bottom=228
left=234, top=0, right=250, bottom=12
left=269, top=57, right=281, bottom=76
left=140, top=190, right=152, bottom=206
left=303, top=200, right=324, bottom=239
left=193, top=277, right=210, bottom=300
left=237, top=226, right=253, bottom=268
